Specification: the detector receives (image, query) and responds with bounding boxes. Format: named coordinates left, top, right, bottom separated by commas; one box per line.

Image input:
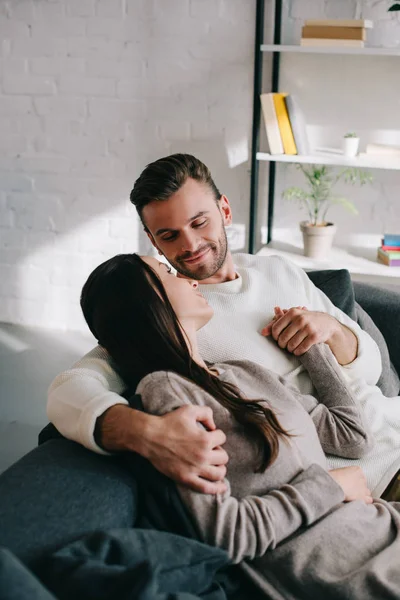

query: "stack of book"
left=260, top=92, right=310, bottom=156
left=300, top=19, right=373, bottom=48
left=377, top=234, right=400, bottom=267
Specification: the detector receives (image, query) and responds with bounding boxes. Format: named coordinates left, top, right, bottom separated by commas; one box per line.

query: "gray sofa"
left=0, top=270, right=399, bottom=599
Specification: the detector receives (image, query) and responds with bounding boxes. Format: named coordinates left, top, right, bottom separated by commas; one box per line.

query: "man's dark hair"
left=130, top=153, right=221, bottom=229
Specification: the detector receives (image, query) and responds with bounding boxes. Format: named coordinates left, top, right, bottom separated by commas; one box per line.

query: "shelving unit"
left=257, top=241, right=400, bottom=286
left=248, top=0, right=400, bottom=284
left=256, top=151, right=400, bottom=171
left=261, top=44, right=400, bottom=56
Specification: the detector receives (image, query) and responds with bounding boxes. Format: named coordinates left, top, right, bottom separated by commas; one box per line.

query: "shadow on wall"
left=1, top=0, right=255, bottom=331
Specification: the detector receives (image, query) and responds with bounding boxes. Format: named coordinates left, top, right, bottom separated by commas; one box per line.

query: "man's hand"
left=261, top=306, right=358, bottom=365
left=96, top=404, right=228, bottom=495
left=146, top=405, right=228, bottom=494
left=329, top=466, right=373, bottom=504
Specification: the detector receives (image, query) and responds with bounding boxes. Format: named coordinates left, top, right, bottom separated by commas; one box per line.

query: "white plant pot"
left=300, top=221, right=337, bottom=260
left=343, top=137, right=360, bottom=157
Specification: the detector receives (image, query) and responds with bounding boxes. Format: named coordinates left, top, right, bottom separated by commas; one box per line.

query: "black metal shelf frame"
left=248, top=0, right=283, bottom=254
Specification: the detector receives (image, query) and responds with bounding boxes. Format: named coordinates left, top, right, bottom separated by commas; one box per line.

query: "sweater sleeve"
left=279, top=257, right=382, bottom=386
left=137, top=371, right=345, bottom=564
left=292, top=343, right=375, bottom=458
left=47, top=346, right=128, bottom=454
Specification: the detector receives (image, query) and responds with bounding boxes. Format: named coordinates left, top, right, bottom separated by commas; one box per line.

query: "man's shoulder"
left=234, top=252, right=303, bottom=276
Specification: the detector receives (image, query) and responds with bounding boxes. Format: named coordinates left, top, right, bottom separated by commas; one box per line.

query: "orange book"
left=272, top=93, right=297, bottom=155
left=302, top=26, right=366, bottom=40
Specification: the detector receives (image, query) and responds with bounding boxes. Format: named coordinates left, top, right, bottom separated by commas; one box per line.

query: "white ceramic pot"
left=343, top=137, right=360, bottom=158
left=300, top=221, right=337, bottom=259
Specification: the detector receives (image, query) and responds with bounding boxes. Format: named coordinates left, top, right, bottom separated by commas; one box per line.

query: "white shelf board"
left=261, top=44, right=400, bottom=57
left=256, top=152, right=400, bottom=171
left=257, top=241, right=400, bottom=284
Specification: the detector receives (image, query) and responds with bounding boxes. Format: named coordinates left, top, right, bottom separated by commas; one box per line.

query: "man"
left=49, top=153, right=398, bottom=498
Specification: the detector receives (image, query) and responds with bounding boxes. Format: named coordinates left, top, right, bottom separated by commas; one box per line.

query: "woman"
left=81, top=253, right=400, bottom=599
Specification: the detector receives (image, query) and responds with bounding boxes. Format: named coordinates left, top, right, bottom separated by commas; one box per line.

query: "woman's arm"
left=178, top=464, right=343, bottom=564
left=137, top=371, right=344, bottom=564
left=293, top=343, right=375, bottom=458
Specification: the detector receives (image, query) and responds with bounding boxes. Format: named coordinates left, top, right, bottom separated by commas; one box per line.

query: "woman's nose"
left=191, top=280, right=198, bottom=289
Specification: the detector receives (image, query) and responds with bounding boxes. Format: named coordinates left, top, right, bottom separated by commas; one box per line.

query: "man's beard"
left=170, top=227, right=228, bottom=281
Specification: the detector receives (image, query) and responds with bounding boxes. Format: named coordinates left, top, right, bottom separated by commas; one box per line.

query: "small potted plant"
left=343, top=132, right=360, bottom=157
left=283, top=164, right=373, bottom=259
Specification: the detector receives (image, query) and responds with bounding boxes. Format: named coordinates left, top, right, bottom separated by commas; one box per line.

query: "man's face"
left=142, top=178, right=232, bottom=281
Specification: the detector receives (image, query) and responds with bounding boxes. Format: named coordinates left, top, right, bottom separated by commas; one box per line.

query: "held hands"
left=261, top=306, right=340, bottom=357
left=146, top=405, right=229, bottom=495
left=329, top=466, right=373, bottom=504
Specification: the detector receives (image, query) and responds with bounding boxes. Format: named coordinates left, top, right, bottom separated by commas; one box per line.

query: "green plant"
left=344, top=131, right=358, bottom=138
left=282, top=164, right=373, bottom=226
left=389, top=3, right=400, bottom=11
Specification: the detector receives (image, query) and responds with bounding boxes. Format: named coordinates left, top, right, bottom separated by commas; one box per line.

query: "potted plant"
left=389, top=3, right=400, bottom=10
left=343, top=132, right=360, bottom=157
left=283, top=164, right=373, bottom=259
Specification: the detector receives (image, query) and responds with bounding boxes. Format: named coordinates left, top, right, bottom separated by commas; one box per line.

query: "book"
left=379, top=248, right=400, bottom=257
left=260, top=93, right=284, bottom=155
left=302, top=26, right=366, bottom=40
left=381, top=244, right=400, bottom=251
left=304, top=19, right=373, bottom=29
left=284, top=94, right=310, bottom=155
left=383, top=234, right=400, bottom=246
left=366, top=143, right=400, bottom=156
left=300, top=38, right=365, bottom=48
left=272, top=93, right=297, bottom=155
left=377, top=248, right=400, bottom=266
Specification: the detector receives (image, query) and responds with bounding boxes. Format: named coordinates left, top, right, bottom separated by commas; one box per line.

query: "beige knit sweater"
left=137, top=344, right=400, bottom=600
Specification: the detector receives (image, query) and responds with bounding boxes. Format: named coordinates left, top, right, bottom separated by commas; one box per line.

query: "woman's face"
left=142, top=256, right=214, bottom=330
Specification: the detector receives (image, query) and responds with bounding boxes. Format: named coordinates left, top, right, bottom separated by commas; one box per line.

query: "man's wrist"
left=328, top=321, right=358, bottom=366
left=94, top=404, right=156, bottom=455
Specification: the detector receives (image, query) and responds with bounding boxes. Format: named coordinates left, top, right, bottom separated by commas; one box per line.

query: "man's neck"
left=200, top=252, right=237, bottom=285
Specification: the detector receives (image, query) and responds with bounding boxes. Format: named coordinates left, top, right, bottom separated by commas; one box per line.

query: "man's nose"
left=180, top=231, right=198, bottom=253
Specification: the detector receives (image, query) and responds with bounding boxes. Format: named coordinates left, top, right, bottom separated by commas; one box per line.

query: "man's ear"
left=146, top=230, right=164, bottom=256
left=219, top=195, right=233, bottom=226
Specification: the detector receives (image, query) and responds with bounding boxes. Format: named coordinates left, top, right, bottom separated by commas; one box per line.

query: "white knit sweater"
left=48, top=254, right=400, bottom=495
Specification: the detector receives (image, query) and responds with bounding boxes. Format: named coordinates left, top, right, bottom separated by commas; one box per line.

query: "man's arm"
left=47, top=346, right=228, bottom=493
left=95, top=403, right=228, bottom=494
left=261, top=258, right=382, bottom=385
left=263, top=306, right=358, bottom=365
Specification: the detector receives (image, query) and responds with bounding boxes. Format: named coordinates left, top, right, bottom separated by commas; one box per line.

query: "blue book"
left=383, top=234, right=400, bottom=246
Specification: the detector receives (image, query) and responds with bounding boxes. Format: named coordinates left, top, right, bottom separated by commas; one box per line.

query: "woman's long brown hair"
left=80, top=254, right=291, bottom=471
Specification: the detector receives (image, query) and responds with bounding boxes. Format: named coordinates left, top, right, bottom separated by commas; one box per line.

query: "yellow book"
left=272, top=93, right=297, bottom=155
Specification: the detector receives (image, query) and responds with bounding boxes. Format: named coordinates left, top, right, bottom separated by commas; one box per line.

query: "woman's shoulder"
left=136, top=370, right=195, bottom=395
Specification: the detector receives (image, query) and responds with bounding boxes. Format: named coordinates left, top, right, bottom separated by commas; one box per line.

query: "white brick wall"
left=0, top=0, right=255, bottom=332
left=1, top=0, right=400, bottom=332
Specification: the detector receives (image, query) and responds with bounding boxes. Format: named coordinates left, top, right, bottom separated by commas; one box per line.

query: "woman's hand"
left=329, top=466, right=373, bottom=504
